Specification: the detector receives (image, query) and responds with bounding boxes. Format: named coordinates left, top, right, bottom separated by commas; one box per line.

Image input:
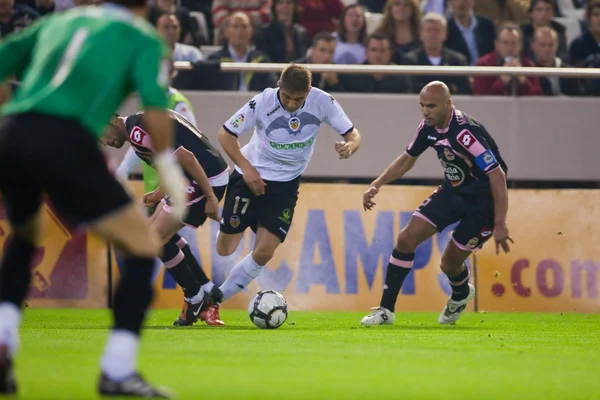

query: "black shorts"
left=162, top=184, right=227, bottom=228
left=414, top=185, right=495, bottom=251
left=0, top=113, right=131, bottom=228
left=219, top=170, right=299, bottom=242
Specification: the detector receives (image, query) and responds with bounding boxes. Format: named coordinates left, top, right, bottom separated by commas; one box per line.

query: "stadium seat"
left=554, top=17, right=583, bottom=46
left=365, top=12, right=382, bottom=35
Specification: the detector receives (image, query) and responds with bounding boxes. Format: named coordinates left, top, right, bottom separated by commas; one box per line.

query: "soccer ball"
left=248, top=290, right=288, bottom=329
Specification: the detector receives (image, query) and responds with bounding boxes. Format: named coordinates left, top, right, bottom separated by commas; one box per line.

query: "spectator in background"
left=375, top=0, right=422, bottom=63
left=254, top=0, right=308, bottom=63
left=474, top=0, right=529, bottom=28
left=360, top=0, right=386, bottom=12
left=473, top=23, right=542, bottom=95
left=445, top=0, right=496, bottom=65
left=404, top=13, right=471, bottom=93
left=521, top=0, right=567, bottom=61
left=569, top=0, right=600, bottom=66
left=421, top=0, right=449, bottom=18
left=333, top=4, right=367, bottom=64
left=295, top=31, right=346, bottom=91
left=15, top=0, right=54, bottom=16
left=0, top=0, right=38, bottom=37
left=208, top=12, right=277, bottom=91
left=345, top=32, right=413, bottom=93
left=531, top=27, right=585, bottom=96
left=156, top=12, right=204, bottom=62
left=212, top=0, right=271, bottom=43
left=148, top=0, right=201, bottom=46
left=299, top=0, right=345, bottom=41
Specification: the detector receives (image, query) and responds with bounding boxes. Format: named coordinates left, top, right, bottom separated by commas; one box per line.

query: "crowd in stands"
left=2, top=0, right=599, bottom=95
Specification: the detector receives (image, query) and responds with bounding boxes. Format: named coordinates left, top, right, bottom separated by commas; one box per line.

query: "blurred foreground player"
left=0, top=2, right=189, bottom=397
left=103, top=110, right=229, bottom=326
left=212, top=64, right=361, bottom=317
left=361, top=81, right=513, bottom=326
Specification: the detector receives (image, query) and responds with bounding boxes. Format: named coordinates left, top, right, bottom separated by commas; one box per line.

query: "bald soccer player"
left=361, top=81, right=513, bottom=326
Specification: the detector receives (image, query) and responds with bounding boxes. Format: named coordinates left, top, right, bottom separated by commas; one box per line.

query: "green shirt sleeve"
left=131, top=37, right=170, bottom=109
left=0, top=18, right=44, bottom=82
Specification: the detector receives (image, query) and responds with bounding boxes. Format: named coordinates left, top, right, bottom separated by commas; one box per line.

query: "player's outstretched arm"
left=218, top=127, right=265, bottom=195
left=488, top=168, right=513, bottom=254
left=363, top=152, right=417, bottom=211
left=335, top=128, right=361, bottom=159
left=174, top=147, right=220, bottom=221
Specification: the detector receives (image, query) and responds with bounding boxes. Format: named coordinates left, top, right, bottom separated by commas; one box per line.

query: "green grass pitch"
left=13, top=309, right=600, bottom=399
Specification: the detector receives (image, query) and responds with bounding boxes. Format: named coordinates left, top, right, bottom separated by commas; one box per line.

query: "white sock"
left=100, top=330, right=139, bottom=381
left=0, top=303, right=21, bottom=355
left=219, top=252, right=263, bottom=301
left=201, top=281, right=214, bottom=293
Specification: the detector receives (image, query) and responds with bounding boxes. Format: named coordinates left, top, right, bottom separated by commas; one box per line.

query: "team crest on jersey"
left=443, top=148, right=455, bottom=161
left=289, top=117, right=300, bottom=132
left=229, top=215, right=241, bottom=228
left=483, top=153, right=494, bottom=164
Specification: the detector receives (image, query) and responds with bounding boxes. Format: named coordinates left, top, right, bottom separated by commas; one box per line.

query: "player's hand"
left=335, top=141, right=352, bottom=159
left=154, top=150, right=189, bottom=220
left=493, top=222, right=514, bottom=255
left=242, top=165, right=266, bottom=196
left=363, top=186, right=379, bottom=211
left=205, top=195, right=220, bottom=222
left=143, top=187, right=164, bottom=208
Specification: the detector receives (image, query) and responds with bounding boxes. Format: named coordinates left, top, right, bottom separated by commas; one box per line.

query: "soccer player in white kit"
left=210, top=65, right=361, bottom=321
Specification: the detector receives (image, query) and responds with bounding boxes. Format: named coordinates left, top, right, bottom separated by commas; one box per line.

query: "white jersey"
left=222, top=87, right=354, bottom=181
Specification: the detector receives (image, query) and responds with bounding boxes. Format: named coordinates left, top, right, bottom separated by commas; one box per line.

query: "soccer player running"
left=210, top=64, right=361, bottom=320
left=103, top=109, right=229, bottom=326
left=361, top=81, right=513, bottom=326
left=0, top=2, right=189, bottom=398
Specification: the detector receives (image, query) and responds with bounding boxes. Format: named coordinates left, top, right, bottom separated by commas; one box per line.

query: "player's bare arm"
left=218, top=127, right=265, bottom=196
left=488, top=167, right=513, bottom=254
left=173, top=146, right=220, bottom=221
left=363, top=152, right=417, bottom=211
left=335, top=128, right=361, bottom=159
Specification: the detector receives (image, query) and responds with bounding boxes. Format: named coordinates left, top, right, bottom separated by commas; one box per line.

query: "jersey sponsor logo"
left=269, top=136, right=315, bottom=150
left=480, top=229, right=493, bottom=237
left=278, top=209, right=292, bottom=225
left=443, top=148, right=455, bottom=161
left=443, top=162, right=466, bottom=187
left=289, top=117, right=300, bottom=132
left=427, top=135, right=437, bottom=141
left=130, top=126, right=148, bottom=145
left=229, top=114, right=244, bottom=129
left=267, top=105, right=281, bottom=116
left=457, top=130, right=476, bottom=149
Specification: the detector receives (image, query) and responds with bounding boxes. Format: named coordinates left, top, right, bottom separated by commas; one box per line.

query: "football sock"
left=0, top=303, right=21, bottom=355
left=100, top=329, right=139, bottom=381
left=0, top=235, right=35, bottom=308
left=161, top=240, right=201, bottom=299
left=219, top=252, right=263, bottom=301
left=448, top=266, right=470, bottom=301
left=112, top=257, right=154, bottom=335
left=380, top=249, right=414, bottom=312
left=174, top=235, right=210, bottom=286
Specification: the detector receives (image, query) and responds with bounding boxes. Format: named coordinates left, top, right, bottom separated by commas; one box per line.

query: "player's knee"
left=216, top=233, right=238, bottom=257
left=251, top=247, right=274, bottom=266
left=395, top=230, right=420, bottom=253
left=440, top=253, right=464, bottom=276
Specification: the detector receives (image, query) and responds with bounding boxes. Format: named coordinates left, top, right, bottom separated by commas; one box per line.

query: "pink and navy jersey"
left=406, top=108, right=507, bottom=195
left=125, top=109, right=228, bottom=181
